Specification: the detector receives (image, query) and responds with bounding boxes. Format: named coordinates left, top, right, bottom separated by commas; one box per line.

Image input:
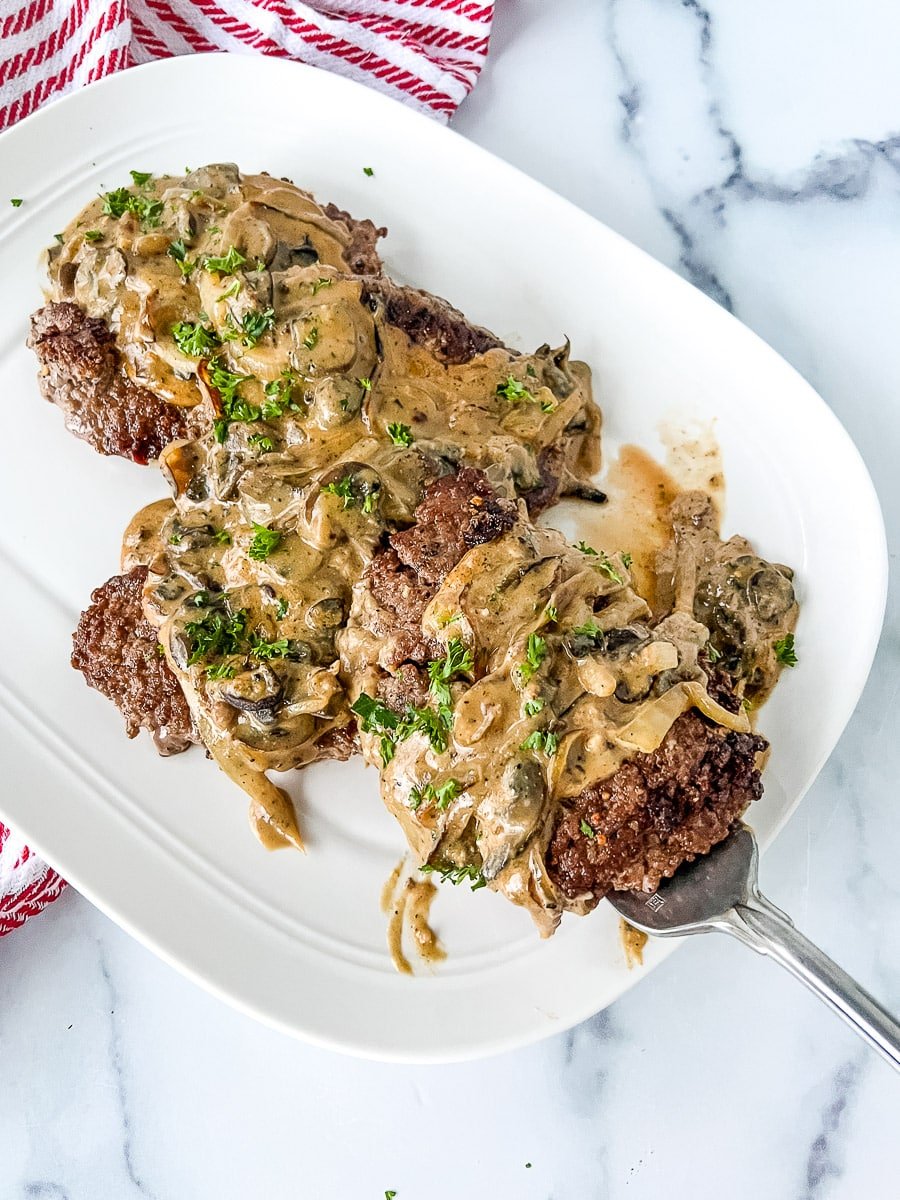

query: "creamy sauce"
left=49, top=166, right=600, bottom=846
left=553, top=445, right=682, bottom=616
left=382, top=862, right=444, bottom=974
left=620, top=919, right=648, bottom=968
left=51, top=164, right=798, bottom=945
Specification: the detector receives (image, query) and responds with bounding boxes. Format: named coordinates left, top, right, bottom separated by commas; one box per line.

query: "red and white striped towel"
left=0, top=0, right=494, bottom=936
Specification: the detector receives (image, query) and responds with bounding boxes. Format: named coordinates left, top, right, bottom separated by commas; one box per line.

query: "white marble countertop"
left=3, top=1, right=899, bottom=1195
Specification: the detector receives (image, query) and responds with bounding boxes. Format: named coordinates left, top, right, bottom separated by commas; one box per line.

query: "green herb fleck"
left=516, top=632, right=547, bottom=684
left=205, top=661, right=236, bottom=680
left=544, top=605, right=559, bottom=623
left=10, top=198, right=23, bottom=208
left=247, top=523, right=282, bottom=562
left=521, top=729, right=559, bottom=756
left=129, top=170, right=152, bottom=187
left=595, top=553, right=624, bottom=584
left=364, top=166, right=375, bottom=176
left=218, top=279, right=241, bottom=301
left=523, top=698, right=545, bottom=718
left=311, top=277, right=333, bottom=295
left=204, top=245, right=246, bottom=274
left=580, top=818, right=596, bottom=839
left=213, top=528, right=232, bottom=545
left=167, top=239, right=194, bottom=277
left=575, top=541, right=598, bottom=556
left=427, top=637, right=474, bottom=711
left=248, top=433, right=275, bottom=452
left=706, top=643, right=721, bottom=663
left=409, top=778, right=462, bottom=812
left=621, top=551, right=633, bottom=568
left=183, top=607, right=248, bottom=666
left=420, top=863, right=486, bottom=891
left=387, top=422, right=413, bottom=447
left=236, top=307, right=275, bottom=348
left=54, top=233, right=64, bottom=244
left=303, top=325, right=319, bottom=351
left=83, top=229, right=104, bottom=242
left=497, top=374, right=534, bottom=403
left=101, top=187, right=162, bottom=227
left=774, top=633, right=797, bottom=667
left=262, top=372, right=301, bottom=419
left=249, top=635, right=290, bottom=660
left=357, top=376, right=373, bottom=392
left=275, top=597, right=289, bottom=619
left=351, top=693, right=401, bottom=766
left=171, top=320, right=220, bottom=358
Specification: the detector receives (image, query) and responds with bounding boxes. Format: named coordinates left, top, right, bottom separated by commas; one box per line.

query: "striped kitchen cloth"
left=0, top=0, right=495, bottom=936
left=1, top=0, right=495, bottom=129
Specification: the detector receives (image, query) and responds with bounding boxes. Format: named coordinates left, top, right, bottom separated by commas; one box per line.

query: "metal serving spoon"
left=607, top=825, right=900, bottom=1070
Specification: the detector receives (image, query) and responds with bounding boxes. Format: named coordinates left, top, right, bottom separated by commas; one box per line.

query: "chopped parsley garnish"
left=544, top=605, right=559, bottom=624
left=167, top=239, right=194, bottom=277
left=385, top=1192, right=397, bottom=1199
left=233, top=306, right=275, bottom=348
left=576, top=542, right=623, bottom=583
left=523, top=698, right=545, bottom=718
left=580, top=818, right=596, bottom=839
left=409, top=778, right=462, bottom=812
left=571, top=619, right=604, bottom=645
left=706, top=643, right=721, bottom=663
left=213, top=528, right=232, bottom=545
left=184, top=607, right=248, bottom=665
left=248, top=432, right=275, bottom=452
left=311, top=277, right=333, bottom=295
left=351, top=692, right=451, bottom=763
left=129, top=170, right=152, bottom=186
left=420, top=863, right=486, bottom=891
left=521, top=729, right=559, bottom=756
left=321, top=473, right=380, bottom=514
left=83, top=229, right=104, bottom=242
left=303, top=325, right=319, bottom=351
left=621, top=551, right=633, bottom=568
left=497, top=375, right=534, bottom=403
left=351, top=693, right=401, bottom=765
left=207, top=225, right=221, bottom=235
left=275, top=597, right=289, bottom=619
left=596, top=554, right=624, bottom=584
left=248, top=635, right=290, bottom=660
left=516, top=633, right=547, bottom=684
left=247, top=523, right=282, bottom=562
left=172, top=320, right=221, bottom=357
left=387, top=422, right=413, bottom=446
left=357, top=376, right=373, bottom=392
left=262, top=373, right=301, bottom=419
left=205, top=662, right=236, bottom=680
left=54, top=233, right=64, bottom=244
left=10, top=198, right=22, bottom=207
left=207, top=358, right=258, bottom=440
left=101, top=187, right=163, bottom=227
left=363, top=166, right=375, bottom=176
left=774, top=633, right=797, bottom=667
left=168, top=532, right=182, bottom=545
left=219, top=279, right=241, bottom=301
left=427, top=638, right=474, bottom=710
left=203, top=245, right=246, bottom=274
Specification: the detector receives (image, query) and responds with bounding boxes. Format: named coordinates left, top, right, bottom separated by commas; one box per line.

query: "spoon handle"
left=722, top=894, right=900, bottom=1072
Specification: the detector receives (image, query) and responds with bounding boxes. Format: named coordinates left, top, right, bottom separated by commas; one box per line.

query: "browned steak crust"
left=314, top=723, right=360, bottom=761
left=547, top=713, right=766, bottom=900
left=365, top=468, right=518, bottom=684
left=363, top=280, right=504, bottom=365
left=29, top=302, right=204, bottom=464
left=71, top=566, right=195, bottom=754
left=390, top=468, right=518, bottom=585
left=323, top=202, right=386, bottom=276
